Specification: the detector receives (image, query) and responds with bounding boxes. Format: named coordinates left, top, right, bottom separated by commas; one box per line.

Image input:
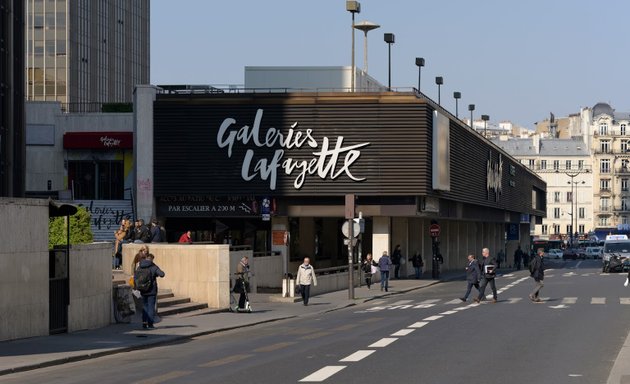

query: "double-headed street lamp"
left=384, top=33, right=395, bottom=91
left=481, top=114, right=490, bottom=137
left=346, top=1, right=361, bottom=92
left=453, top=92, right=461, bottom=118
left=435, top=76, right=443, bottom=105
left=415, top=57, right=425, bottom=92
left=557, top=169, right=589, bottom=247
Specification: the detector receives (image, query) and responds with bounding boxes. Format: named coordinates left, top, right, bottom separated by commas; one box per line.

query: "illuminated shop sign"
left=216, top=109, right=370, bottom=191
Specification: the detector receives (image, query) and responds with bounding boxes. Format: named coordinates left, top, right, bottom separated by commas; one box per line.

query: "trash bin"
left=113, top=284, right=136, bottom=323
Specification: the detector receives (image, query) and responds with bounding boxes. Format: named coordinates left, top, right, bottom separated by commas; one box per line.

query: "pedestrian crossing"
left=356, top=297, right=630, bottom=312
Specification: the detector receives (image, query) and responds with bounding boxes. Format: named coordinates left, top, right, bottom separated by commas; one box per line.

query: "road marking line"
left=453, top=306, right=468, bottom=311
left=620, top=298, right=630, bottom=305
left=199, top=354, right=254, bottom=368
left=366, top=306, right=387, bottom=311
left=423, top=315, right=443, bottom=321
left=506, top=298, right=522, bottom=304
left=253, top=341, right=296, bottom=352
left=299, top=332, right=333, bottom=340
left=444, top=299, right=462, bottom=305
left=134, top=370, right=194, bottom=384
left=420, top=299, right=441, bottom=304
left=549, top=304, right=568, bottom=309
left=388, top=304, right=414, bottom=310
left=545, top=274, right=555, bottom=278
left=340, top=350, right=375, bottom=362
left=332, top=324, right=360, bottom=331
left=391, top=299, right=414, bottom=305
left=409, top=321, right=428, bottom=328
left=391, top=329, right=415, bottom=336
left=412, top=304, right=436, bottom=309
left=591, top=297, right=606, bottom=304
left=439, top=310, right=458, bottom=315
left=369, top=338, right=398, bottom=348
left=562, top=297, right=578, bottom=305
left=299, top=366, right=346, bottom=382
left=370, top=300, right=386, bottom=305
left=502, top=274, right=515, bottom=277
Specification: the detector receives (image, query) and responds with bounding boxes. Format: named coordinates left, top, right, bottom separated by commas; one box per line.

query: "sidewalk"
left=0, top=274, right=459, bottom=376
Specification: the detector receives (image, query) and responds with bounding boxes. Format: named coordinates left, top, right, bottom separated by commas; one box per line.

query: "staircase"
left=112, top=270, right=208, bottom=316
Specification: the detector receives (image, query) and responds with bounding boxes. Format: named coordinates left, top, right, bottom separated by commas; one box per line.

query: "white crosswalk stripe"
left=591, top=297, right=606, bottom=304
left=621, top=298, right=630, bottom=305
left=562, top=297, right=578, bottom=305
left=506, top=297, right=522, bottom=304
left=444, top=299, right=463, bottom=305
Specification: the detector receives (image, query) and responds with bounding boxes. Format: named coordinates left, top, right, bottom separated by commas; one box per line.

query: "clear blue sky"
left=151, top=0, right=630, bottom=129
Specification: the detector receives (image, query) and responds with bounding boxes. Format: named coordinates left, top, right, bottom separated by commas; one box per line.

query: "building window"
left=579, top=207, right=585, bottom=219
left=600, top=140, right=611, bottom=153
left=579, top=224, right=585, bottom=233
left=623, top=179, right=629, bottom=192
left=600, top=123, right=608, bottom=136
left=601, top=159, right=611, bottom=173
left=578, top=160, right=584, bottom=170
left=601, top=179, right=610, bottom=191
left=554, top=207, right=560, bottom=218
left=600, top=197, right=610, bottom=212
left=599, top=217, right=609, bottom=227
left=565, top=160, right=572, bottom=170
left=554, top=224, right=561, bottom=234
left=540, top=160, right=547, bottom=170
left=623, top=140, right=629, bottom=153
left=68, top=160, right=124, bottom=200
left=554, top=192, right=561, bottom=203
left=622, top=124, right=627, bottom=136
left=528, top=159, right=535, bottom=169
left=623, top=159, right=630, bottom=172
left=566, top=225, right=572, bottom=235
left=542, top=225, right=548, bottom=235
left=567, top=191, right=573, bottom=202
left=624, top=217, right=629, bottom=225
left=553, top=160, right=560, bottom=170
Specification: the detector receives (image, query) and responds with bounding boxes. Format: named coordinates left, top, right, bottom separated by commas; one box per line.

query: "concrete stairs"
left=112, top=270, right=208, bottom=316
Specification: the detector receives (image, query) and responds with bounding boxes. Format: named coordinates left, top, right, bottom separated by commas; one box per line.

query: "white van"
left=585, top=246, right=602, bottom=259
left=602, top=235, right=630, bottom=272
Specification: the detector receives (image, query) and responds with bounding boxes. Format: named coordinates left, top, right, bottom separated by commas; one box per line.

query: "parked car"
left=546, top=249, right=564, bottom=259
left=562, top=248, right=580, bottom=260
left=585, top=246, right=603, bottom=259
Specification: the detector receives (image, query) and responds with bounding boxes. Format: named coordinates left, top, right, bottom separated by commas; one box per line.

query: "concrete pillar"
left=133, top=85, right=158, bottom=222
left=299, top=217, right=316, bottom=263
left=372, top=216, right=391, bottom=262
left=271, top=216, right=289, bottom=276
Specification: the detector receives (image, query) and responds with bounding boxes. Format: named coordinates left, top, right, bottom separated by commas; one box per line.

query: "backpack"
left=134, top=266, right=153, bottom=293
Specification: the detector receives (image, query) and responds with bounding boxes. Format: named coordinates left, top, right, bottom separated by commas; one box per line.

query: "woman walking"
left=363, top=253, right=377, bottom=289
left=296, top=257, right=318, bottom=306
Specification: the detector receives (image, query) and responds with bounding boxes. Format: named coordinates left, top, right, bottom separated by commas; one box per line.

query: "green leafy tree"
left=49, top=208, right=94, bottom=249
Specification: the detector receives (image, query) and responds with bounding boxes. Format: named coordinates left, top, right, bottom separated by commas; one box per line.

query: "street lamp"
left=346, top=1, right=361, bottom=92
left=468, top=104, right=475, bottom=128
left=435, top=76, right=443, bottom=105
left=556, top=169, right=589, bottom=247
left=354, top=21, right=380, bottom=75
left=481, top=114, right=490, bottom=137
left=384, top=33, right=395, bottom=91
left=415, top=57, right=425, bottom=92
left=453, top=91, right=461, bottom=118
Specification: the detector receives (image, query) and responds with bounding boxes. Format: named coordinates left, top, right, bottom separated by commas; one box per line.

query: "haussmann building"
left=133, top=86, right=546, bottom=276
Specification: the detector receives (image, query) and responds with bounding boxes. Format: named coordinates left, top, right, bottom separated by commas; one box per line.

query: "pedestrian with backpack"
left=134, top=253, right=165, bottom=329
left=529, top=248, right=545, bottom=303
left=474, top=247, right=498, bottom=303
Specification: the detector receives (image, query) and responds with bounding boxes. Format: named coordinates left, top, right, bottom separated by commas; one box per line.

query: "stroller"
left=229, top=272, right=252, bottom=313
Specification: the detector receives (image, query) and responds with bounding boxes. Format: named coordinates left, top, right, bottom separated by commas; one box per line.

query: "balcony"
left=615, top=206, right=630, bottom=213
left=617, top=167, right=630, bottom=175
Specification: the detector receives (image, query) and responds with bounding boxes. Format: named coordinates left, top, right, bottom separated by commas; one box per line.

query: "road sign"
left=342, top=221, right=361, bottom=238
left=429, top=224, right=440, bottom=237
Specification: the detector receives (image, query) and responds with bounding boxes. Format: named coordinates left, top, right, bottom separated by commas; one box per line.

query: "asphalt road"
left=4, top=259, right=630, bottom=384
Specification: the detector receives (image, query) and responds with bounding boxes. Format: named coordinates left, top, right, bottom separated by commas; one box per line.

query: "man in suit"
left=460, top=254, right=481, bottom=302
left=529, top=248, right=545, bottom=302
left=474, top=247, right=498, bottom=303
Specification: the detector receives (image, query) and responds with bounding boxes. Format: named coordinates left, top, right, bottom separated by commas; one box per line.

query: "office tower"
left=25, top=0, right=149, bottom=107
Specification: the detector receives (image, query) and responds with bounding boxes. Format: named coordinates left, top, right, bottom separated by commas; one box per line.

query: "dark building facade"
left=136, top=89, right=546, bottom=273
left=0, top=0, right=25, bottom=196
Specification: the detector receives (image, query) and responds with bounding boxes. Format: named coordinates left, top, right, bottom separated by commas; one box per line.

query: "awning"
left=63, top=132, right=133, bottom=149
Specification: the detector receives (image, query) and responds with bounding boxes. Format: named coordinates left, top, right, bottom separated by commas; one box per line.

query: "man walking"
left=475, top=248, right=498, bottom=303
left=514, top=245, right=523, bottom=270
left=392, top=245, right=402, bottom=279
left=529, top=248, right=545, bottom=303
left=461, top=254, right=480, bottom=302
left=378, top=251, right=392, bottom=292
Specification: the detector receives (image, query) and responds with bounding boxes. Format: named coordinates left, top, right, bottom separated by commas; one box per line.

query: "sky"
left=151, top=0, right=630, bottom=129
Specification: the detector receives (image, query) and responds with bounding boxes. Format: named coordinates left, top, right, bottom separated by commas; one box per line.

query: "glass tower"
left=25, top=0, right=149, bottom=107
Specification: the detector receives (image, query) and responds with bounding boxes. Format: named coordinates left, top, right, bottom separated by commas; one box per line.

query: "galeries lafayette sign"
left=217, top=109, right=370, bottom=190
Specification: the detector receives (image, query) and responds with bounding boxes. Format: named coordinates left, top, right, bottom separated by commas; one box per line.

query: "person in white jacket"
left=296, top=257, right=318, bottom=306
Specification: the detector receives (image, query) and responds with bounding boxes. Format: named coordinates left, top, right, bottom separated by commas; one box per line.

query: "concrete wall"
left=0, top=198, right=50, bottom=341
left=252, top=255, right=283, bottom=289
left=122, top=243, right=231, bottom=309
left=68, top=243, right=112, bottom=332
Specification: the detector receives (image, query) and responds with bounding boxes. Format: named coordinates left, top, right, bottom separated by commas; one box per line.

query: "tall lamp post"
left=453, top=92, right=461, bottom=118
left=468, top=104, right=475, bottom=128
left=346, top=1, right=361, bottom=92
left=354, top=21, right=380, bottom=75
left=557, top=169, right=588, bottom=247
left=384, top=33, right=395, bottom=91
left=481, top=114, right=490, bottom=137
left=435, top=76, right=443, bottom=105
left=415, top=57, right=425, bottom=92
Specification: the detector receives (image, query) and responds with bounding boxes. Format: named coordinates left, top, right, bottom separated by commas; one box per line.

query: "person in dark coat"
left=514, top=245, right=524, bottom=270
left=134, top=219, right=151, bottom=243
left=461, top=254, right=481, bottom=302
left=411, top=251, right=424, bottom=279
left=475, top=247, right=498, bottom=303
left=136, top=254, right=165, bottom=329
left=529, top=248, right=545, bottom=302
left=378, top=251, right=392, bottom=292
left=392, top=244, right=403, bottom=279
left=150, top=220, right=163, bottom=243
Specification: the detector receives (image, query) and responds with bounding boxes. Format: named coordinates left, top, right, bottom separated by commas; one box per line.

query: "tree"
left=49, top=208, right=94, bottom=249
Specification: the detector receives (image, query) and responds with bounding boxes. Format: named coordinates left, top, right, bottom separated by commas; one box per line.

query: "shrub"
left=49, top=207, right=94, bottom=249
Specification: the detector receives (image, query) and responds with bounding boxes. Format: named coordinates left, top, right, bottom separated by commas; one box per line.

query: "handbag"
left=295, top=285, right=302, bottom=295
